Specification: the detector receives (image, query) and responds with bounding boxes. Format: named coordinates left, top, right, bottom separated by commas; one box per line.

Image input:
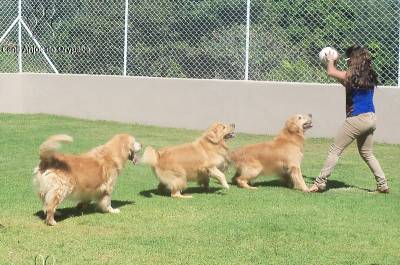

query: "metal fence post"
left=18, top=0, right=22, bottom=73
left=244, top=0, right=251, bottom=80
left=123, top=0, right=129, bottom=76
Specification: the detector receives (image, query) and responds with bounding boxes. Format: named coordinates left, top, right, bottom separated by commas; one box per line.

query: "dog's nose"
left=230, top=123, right=235, bottom=129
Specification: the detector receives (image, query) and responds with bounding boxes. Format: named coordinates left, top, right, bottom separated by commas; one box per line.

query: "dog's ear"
left=206, top=125, right=223, bottom=144
left=286, top=119, right=301, bottom=134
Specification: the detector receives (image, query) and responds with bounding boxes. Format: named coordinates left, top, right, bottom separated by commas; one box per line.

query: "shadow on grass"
left=253, top=179, right=286, bottom=188
left=303, top=175, right=374, bottom=192
left=248, top=176, right=373, bottom=192
left=139, top=186, right=224, bottom=198
left=34, top=200, right=134, bottom=223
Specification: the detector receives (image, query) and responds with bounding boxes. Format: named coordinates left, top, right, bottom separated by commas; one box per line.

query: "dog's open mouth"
left=224, top=132, right=236, bottom=140
left=128, top=151, right=139, bottom=165
left=303, top=121, right=313, bottom=130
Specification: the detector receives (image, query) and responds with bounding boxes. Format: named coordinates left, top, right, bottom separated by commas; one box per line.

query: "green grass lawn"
left=0, top=114, right=399, bottom=265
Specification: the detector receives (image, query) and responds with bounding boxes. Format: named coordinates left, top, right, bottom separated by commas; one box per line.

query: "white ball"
left=319, top=47, right=339, bottom=62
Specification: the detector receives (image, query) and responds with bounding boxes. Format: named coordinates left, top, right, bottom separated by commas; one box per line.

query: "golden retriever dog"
left=33, top=134, right=141, bottom=225
left=141, top=122, right=235, bottom=198
left=229, top=114, right=313, bottom=192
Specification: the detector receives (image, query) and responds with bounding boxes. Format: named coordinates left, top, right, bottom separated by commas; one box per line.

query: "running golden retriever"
left=141, top=122, right=235, bottom=198
left=33, top=134, right=141, bottom=225
left=229, top=114, right=312, bottom=192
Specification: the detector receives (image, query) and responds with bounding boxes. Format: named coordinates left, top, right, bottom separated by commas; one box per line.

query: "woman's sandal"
left=309, top=182, right=326, bottom=192
left=376, top=187, right=389, bottom=194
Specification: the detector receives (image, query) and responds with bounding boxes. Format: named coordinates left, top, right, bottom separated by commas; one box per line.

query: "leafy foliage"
left=0, top=0, right=398, bottom=85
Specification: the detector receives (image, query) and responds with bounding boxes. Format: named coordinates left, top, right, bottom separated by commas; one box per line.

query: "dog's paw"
left=109, top=208, right=120, bottom=214
left=171, top=193, right=193, bottom=199
left=45, top=219, right=57, bottom=226
left=222, top=182, right=230, bottom=189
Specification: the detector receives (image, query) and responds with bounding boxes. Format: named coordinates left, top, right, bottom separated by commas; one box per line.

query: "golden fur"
left=33, top=134, right=141, bottom=225
left=141, top=122, right=235, bottom=198
left=229, top=114, right=313, bottom=192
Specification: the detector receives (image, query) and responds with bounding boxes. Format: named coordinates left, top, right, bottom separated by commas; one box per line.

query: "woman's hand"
left=323, top=50, right=346, bottom=81
left=325, top=50, right=338, bottom=65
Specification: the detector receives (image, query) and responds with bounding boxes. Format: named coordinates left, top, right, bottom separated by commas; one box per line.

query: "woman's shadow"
left=254, top=176, right=373, bottom=192
left=33, top=200, right=134, bottom=223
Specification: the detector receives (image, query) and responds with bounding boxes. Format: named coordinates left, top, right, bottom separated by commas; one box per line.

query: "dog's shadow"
left=139, top=186, right=224, bottom=198
left=34, top=200, right=134, bottom=223
left=253, top=179, right=286, bottom=188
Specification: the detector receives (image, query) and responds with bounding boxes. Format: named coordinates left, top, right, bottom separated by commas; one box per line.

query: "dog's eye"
left=298, top=116, right=302, bottom=120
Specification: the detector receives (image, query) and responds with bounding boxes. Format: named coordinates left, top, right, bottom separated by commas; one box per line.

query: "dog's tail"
left=39, top=134, right=73, bottom=161
left=141, top=146, right=159, bottom=166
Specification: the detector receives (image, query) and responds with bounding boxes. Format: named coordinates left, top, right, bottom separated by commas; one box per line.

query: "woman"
left=310, top=45, right=389, bottom=193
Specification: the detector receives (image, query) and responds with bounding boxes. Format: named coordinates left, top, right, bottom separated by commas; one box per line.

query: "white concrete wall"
left=0, top=73, right=399, bottom=144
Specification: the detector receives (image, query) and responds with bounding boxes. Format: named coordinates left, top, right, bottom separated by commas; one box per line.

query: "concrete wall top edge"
left=1, top=72, right=398, bottom=90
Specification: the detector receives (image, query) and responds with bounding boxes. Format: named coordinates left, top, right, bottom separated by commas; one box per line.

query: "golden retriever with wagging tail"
left=229, top=114, right=312, bottom=192
left=141, top=122, right=235, bottom=198
left=33, top=134, right=141, bottom=225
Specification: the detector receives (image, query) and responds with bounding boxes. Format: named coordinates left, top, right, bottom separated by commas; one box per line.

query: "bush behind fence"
left=0, top=0, right=399, bottom=86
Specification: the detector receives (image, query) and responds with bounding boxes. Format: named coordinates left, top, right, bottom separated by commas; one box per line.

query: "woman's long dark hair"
left=345, top=45, right=378, bottom=89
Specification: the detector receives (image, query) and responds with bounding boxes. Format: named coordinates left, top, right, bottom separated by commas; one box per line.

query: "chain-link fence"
left=0, top=0, right=399, bottom=86
left=0, top=0, right=18, bottom=73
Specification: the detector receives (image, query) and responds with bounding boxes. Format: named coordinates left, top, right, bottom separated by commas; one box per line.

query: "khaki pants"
left=315, top=112, right=388, bottom=190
